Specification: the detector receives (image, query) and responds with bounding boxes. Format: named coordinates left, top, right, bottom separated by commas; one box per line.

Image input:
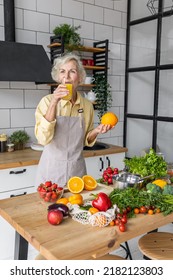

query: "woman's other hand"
left=95, top=123, right=113, bottom=134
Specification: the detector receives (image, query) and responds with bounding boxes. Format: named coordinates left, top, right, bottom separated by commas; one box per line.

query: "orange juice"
left=62, top=83, right=73, bottom=100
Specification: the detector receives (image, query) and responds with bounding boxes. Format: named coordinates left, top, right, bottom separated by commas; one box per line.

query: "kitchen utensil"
left=112, top=173, right=154, bottom=189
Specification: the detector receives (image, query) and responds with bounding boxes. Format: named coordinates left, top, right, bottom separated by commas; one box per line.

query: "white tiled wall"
left=0, top=0, right=127, bottom=147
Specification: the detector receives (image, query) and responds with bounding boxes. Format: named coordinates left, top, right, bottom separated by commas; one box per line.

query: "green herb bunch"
left=53, top=24, right=82, bottom=50
left=124, top=148, right=167, bottom=179
left=109, top=187, right=173, bottom=216
left=93, top=74, right=112, bottom=120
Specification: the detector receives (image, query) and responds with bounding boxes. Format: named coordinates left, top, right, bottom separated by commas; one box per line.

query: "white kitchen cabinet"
left=85, top=152, right=125, bottom=179
left=0, top=165, right=38, bottom=260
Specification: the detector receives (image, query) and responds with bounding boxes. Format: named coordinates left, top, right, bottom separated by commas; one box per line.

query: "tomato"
left=134, top=208, right=140, bottom=214
left=116, top=213, right=122, bottom=219
left=114, top=218, right=120, bottom=226
left=139, top=206, right=147, bottom=214
left=126, top=206, right=131, bottom=213
left=122, top=208, right=127, bottom=215
left=121, top=216, right=127, bottom=224
left=148, top=209, right=154, bottom=215
left=119, top=222, right=126, bottom=232
left=155, top=208, right=161, bottom=213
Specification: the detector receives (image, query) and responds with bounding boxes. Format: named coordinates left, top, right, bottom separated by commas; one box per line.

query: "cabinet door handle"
left=106, top=156, right=110, bottom=167
left=10, top=192, right=27, bottom=198
left=99, top=157, right=104, bottom=172
left=9, top=168, right=26, bottom=175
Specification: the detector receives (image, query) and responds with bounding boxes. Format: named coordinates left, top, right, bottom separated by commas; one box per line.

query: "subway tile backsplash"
left=0, top=0, right=127, bottom=145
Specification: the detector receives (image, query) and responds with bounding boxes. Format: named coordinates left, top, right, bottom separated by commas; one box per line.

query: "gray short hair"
left=51, top=53, right=86, bottom=84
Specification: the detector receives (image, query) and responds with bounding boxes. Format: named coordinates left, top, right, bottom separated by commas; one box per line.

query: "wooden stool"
left=35, top=253, right=125, bottom=260
left=138, top=232, right=173, bottom=260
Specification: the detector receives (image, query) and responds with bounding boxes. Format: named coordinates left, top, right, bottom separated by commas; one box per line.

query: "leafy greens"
left=124, top=148, right=167, bottom=178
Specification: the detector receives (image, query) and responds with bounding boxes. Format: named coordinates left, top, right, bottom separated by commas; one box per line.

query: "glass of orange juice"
left=62, top=83, right=73, bottom=100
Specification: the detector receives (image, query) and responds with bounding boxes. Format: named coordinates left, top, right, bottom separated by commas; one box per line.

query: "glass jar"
left=0, top=134, right=7, bottom=152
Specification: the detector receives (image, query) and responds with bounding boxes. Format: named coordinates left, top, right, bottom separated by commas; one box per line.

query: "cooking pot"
left=112, top=173, right=154, bottom=189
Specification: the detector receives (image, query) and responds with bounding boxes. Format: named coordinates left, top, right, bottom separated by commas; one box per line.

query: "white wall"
left=0, top=0, right=127, bottom=147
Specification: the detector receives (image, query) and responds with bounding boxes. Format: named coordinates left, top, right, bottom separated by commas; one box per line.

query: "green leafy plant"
left=93, top=74, right=112, bottom=120
left=9, top=130, right=30, bottom=150
left=53, top=24, right=82, bottom=50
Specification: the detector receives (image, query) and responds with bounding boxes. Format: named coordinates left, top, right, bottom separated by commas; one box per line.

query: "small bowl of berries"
left=37, top=181, right=64, bottom=203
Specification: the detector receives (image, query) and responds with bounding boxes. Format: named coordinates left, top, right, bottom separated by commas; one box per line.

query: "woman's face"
left=58, top=60, right=80, bottom=92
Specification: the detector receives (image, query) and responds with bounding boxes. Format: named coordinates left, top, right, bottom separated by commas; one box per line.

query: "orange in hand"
left=101, top=112, right=118, bottom=128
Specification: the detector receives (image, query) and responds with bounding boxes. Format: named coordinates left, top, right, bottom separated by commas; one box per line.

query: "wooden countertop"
left=1, top=191, right=173, bottom=260
left=0, top=144, right=127, bottom=170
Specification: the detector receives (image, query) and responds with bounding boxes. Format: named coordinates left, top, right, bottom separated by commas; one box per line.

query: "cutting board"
left=64, top=183, right=114, bottom=201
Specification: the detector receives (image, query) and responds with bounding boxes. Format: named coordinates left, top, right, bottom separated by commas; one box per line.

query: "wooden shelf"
left=47, top=42, right=106, bottom=53
left=84, top=65, right=106, bottom=70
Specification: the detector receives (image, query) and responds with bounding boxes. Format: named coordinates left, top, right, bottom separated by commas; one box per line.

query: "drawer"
left=0, top=165, right=37, bottom=193
left=0, top=186, right=35, bottom=260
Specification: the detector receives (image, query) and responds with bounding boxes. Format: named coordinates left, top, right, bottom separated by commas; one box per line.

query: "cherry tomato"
left=140, top=206, right=147, bottom=214
left=134, top=208, right=140, bottom=214
left=119, top=222, right=126, bottom=232
left=114, top=218, right=120, bottom=226
left=121, top=216, right=127, bottom=224
left=122, top=208, right=127, bottom=215
left=148, top=209, right=154, bottom=215
left=116, top=213, right=123, bottom=219
left=126, top=206, right=131, bottom=213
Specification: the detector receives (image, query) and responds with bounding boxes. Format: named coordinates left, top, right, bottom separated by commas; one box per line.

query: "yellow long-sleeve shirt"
left=35, top=92, right=96, bottom=147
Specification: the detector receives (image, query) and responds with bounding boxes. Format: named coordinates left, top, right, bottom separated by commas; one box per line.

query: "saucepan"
left=112, top=172, right=154, bottom=189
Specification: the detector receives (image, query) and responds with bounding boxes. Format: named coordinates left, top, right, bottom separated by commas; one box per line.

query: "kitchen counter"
left=0, top=144, right=127, bottom=170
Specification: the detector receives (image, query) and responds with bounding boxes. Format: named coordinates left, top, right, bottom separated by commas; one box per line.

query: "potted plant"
left=53, top=24, right=82, bottom=51
left=92, top=75, right=112, bottom=120
left=9, top=130, right=30, bottom=150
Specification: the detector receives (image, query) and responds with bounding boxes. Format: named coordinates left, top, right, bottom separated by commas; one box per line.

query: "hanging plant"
left=93, top=75, right=112, bottom=120
left=53, top=24, right=82, bottom=51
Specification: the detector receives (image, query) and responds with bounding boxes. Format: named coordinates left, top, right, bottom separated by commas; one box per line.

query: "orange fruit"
left=67, top=176, right=84, bottom=193
left=56, top=197, right=69, bottom=205
left=101, top=112, right=118, bottom=128
left=82, top=175, right=97, bottom=191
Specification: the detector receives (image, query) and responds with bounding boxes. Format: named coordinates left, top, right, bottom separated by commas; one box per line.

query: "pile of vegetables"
left=109, top=186, right=173, bottom=216
left=124, top=148, right=167, bottom=179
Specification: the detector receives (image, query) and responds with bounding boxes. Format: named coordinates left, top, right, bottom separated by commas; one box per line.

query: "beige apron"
left=35, top=105, right=86, bottom=188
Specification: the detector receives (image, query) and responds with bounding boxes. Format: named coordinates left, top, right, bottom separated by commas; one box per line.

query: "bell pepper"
left=68, top=194, right=83, bottom=205
left=91, top=192, right=112, bottom=211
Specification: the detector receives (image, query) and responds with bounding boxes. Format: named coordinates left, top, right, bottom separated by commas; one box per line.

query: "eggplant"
left=48, top=203, right=69, bottom=217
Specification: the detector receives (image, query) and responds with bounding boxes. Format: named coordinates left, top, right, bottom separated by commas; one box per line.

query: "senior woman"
left=35, top=53, right=111, bottom=188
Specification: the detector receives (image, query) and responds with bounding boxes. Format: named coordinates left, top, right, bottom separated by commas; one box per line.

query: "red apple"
left=47, top=209, right=63, bottom=225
